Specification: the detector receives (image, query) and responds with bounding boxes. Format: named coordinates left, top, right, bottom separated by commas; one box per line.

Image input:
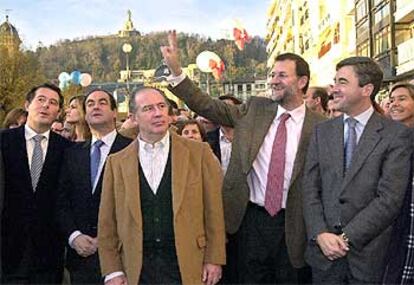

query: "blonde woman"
left=65, top=95, right=91, bottom=142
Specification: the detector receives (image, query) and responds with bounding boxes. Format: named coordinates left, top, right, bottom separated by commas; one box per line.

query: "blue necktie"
left=345, top=117, right=358, bottom=171
left=31, top=135, right=44, bottom=191
left=90, top=140, right=104, bottom=190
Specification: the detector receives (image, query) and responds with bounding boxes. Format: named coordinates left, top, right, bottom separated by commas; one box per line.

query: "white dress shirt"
left=68, top=130, right=117, bottom=247
left=219, top=129, right=233, bottom=175
left=248, top=104, right=306, bottom=208
left=343, top=106, right=374, bottom=144
left=105, top=132, right=170, bottom=283
left=138, top=132, right=170, bottom=194
left=25, top=124, right=50, bottom=168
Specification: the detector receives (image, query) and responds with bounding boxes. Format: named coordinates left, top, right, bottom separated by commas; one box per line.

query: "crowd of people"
left=1, top=31, right=414, bottom=285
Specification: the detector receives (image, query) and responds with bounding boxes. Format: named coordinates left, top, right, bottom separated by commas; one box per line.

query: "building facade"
left=266, top=0, right=414, bottom=87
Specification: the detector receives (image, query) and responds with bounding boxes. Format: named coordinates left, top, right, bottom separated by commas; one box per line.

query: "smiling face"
left=268, top=59, right=307, bottom=109
left=134, top=89, right=170, bottom=143
left=331, top=65, right=373, bottom=117
left=25, top=87, right=61, bottom=133
left=389, top=87, right=414, bottom=127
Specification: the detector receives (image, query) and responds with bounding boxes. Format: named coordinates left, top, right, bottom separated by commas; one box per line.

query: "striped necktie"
left=31, top=135, right=44, bottom=191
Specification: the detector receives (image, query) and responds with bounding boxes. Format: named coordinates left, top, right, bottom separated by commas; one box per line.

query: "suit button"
left=154, top=217, right=160, bottom=223
left=339, top=199, right=345, bottom=204
left=155, top=238, right=161, bottom=243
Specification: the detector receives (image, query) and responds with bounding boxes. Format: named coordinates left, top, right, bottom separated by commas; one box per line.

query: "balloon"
left=196, top=51, right=222, bottom=73
left=59, top=80, right=70, bottom=90
left=233, top=19, right=251, bottom=51
left=58, top=72, right=70, bottom=83
left=80, top=73, right=92, bottom=87
left=209, top=59, right=225, bottom=81
left=70, top=70, right=81, bottom=85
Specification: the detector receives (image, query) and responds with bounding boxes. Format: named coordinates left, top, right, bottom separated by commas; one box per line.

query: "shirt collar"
left=343, top=106, right=374, bottom=127
left=25, top=124, right=50, bottom=141
left=276, top=103, right=306, bottom=124
left=219, top=128, right=231, bottom=143
left=138, top=131, right=170, bottom=152
left=91, top=129, right=117, bottom=148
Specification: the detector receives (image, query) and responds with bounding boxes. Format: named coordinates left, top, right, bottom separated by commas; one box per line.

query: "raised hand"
left=160, top=30, right=183, bottom=76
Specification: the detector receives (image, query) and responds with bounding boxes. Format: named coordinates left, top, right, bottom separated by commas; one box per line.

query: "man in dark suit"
left=303, top=56, right=412, bottom=284
left=57, top=89, right=132, bottom=284
left=161, top=31, right=325, bottom=284
left=0, top=83, right=72, bottom=284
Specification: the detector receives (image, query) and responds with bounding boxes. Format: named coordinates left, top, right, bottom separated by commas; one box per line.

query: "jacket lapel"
left=290, top=109, right=317, bottom=185
left=120, top=140, right=141, bottom=225
left=341, top=112, right=382, bottom=190
left=244, top=101, right=278, bottom=174
left=327, top=116, right=345, bottom=180
left=171, top=133, right=189, bottom=219
left=15, top=126, right=32, bottom=187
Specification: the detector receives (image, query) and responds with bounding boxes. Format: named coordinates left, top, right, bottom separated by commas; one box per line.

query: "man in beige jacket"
left=98, top=87, right=225, bottom=285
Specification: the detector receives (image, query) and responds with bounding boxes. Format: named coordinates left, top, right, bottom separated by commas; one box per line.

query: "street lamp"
left=122, top=43, right=133, bottom=93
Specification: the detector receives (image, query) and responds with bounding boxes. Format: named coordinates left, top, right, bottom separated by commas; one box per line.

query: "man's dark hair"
left=310, top=87, right=329, bottom=112
left=130, top=87, right=171, bottom=114
left=218, top=94, right=242, bottom=105
left=336, top=56, right=383, bottom=100
left=83, top=88, right=117, bottom=111
left=275, top=53, right=310, bottom=93
left=25, top=83, right=64, bottom=109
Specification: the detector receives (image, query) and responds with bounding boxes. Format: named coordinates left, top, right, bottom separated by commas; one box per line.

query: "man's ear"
left=24, top=101, right=30, bottom=111
left=298, top=76, right=308, bottom=91
left=362, top=83, right=374, bottom=98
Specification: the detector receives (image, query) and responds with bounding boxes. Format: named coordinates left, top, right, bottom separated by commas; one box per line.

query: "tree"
left=0, top=47, right=47, bottom=123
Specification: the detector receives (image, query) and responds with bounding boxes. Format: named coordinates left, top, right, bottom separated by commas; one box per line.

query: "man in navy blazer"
left=0, top=83, right=72, bottom=284
left=56, top=89, right=132, bottom=284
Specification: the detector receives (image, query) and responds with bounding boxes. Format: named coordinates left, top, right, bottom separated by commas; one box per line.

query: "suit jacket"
left=206, top=128, right=221, bottom=162
left=56, top=133, right=132, bottom=269
left=303, top=112, right=412, bottom=282
left=0, top=125, right=72, bottom=274
left=170, top=76, right=326, bottom=268
left=98, top=132, right=226, bottom=285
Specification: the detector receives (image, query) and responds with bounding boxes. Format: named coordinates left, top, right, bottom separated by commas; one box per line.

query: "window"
left=374, top=26, right=390, bottom=55
left=356, top=0, right=368, bottom=22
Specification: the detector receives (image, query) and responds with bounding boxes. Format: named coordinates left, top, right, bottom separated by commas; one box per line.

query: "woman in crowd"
left=383, top=82, right=414, bottom=285
left=65, top=95, right=91, bottom=142
left=2, top=108, right=27, bottom=129
left=177, top=119, right=206, bottom=142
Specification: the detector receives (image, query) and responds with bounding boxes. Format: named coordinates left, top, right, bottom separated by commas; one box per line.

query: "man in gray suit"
left=161, top=31, right=325, bottom=284
left=303, top=56, right=412, bottom=284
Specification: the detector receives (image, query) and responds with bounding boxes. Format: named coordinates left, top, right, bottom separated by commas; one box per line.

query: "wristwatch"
left=340, top=232, right=349, bottom=243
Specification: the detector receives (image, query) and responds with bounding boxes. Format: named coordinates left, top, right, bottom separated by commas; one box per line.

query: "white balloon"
left=196, top=51, right=222, bottom=73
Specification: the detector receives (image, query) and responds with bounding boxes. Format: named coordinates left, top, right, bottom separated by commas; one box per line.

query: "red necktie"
left=265, top=112, right=290, bottom=216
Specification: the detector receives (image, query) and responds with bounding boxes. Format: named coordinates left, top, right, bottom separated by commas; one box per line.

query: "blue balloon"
left=70, top=70, right=81, bottom=85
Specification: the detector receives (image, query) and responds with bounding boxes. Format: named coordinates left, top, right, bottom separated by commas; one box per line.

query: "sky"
left=1, top=0, right=270, bottom=50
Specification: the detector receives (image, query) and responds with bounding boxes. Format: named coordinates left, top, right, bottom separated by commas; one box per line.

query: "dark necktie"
left=90, top=140, right=104, bottom=191
left=31, top=135, right=44, bottom=191
left=265, top=113, right=290, bottom=216
left=345, top=117, right=358, bottom=171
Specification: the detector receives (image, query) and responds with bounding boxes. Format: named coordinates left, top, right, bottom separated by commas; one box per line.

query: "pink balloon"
left=80, top=73, right=92, bottom=87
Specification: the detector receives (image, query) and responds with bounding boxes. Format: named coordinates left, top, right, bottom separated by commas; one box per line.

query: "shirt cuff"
left=68, top=230, right=83, bottom=248
left=104, top=272, right=125, bottom=283
left=166, top=72, right=186, bottom=87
